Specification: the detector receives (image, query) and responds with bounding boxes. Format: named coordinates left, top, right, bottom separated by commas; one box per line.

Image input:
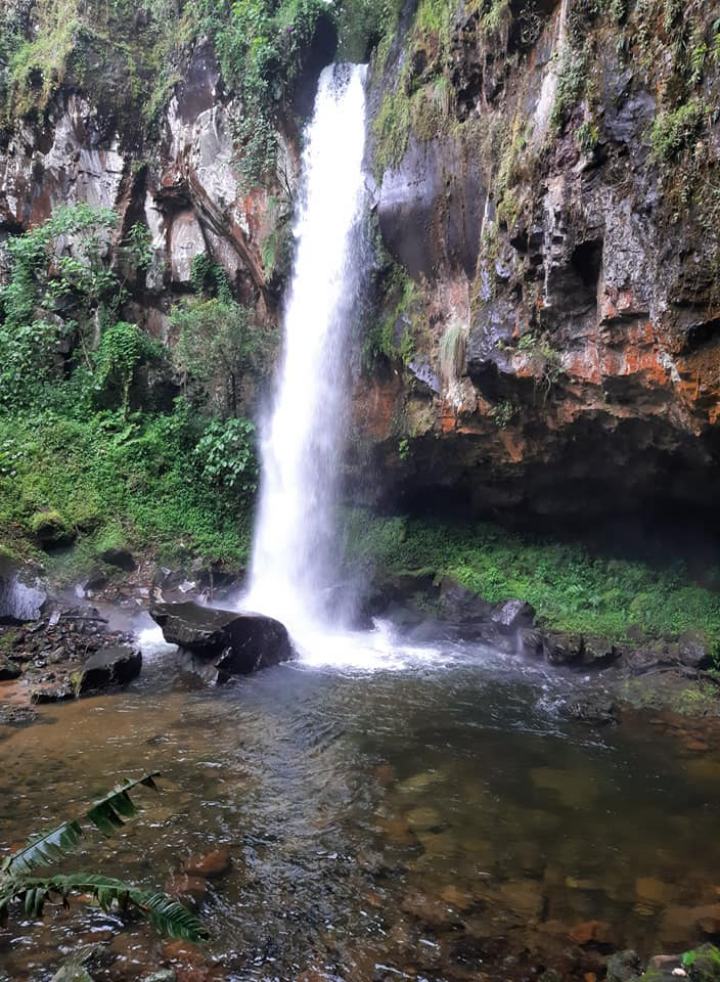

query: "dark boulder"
left=0, top=654, right=21, bottom=680
left=437, top=577, right=493, bottom=623
left=150, top=602, right=294, bottom=681
left=77, top=645, right=142, bottom=694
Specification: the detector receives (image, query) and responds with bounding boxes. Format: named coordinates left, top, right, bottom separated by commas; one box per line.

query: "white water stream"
left=244, top=64, right=369, bottom=650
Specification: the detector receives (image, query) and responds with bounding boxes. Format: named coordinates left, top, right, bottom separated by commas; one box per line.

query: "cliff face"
left=2, top=0, right=720, bottom=534
left=357, top=0, right=720, bottom=532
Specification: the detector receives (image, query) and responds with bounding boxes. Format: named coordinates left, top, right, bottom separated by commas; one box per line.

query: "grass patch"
left=344, top=510, right=720, bottom=646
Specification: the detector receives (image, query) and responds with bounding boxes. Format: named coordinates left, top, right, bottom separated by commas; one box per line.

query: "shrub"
left=193, top=417, right=258, bottom=500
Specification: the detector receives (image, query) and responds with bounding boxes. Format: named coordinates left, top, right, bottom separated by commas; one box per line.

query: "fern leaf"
left=1, top=772, right=160, bottom=876
left=2, top=874, right=207, bottom=942
left=1, top=820, right=83, bottom=876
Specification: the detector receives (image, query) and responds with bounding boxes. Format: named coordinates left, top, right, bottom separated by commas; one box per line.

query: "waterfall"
left=244, top=64, right=368, bottom=642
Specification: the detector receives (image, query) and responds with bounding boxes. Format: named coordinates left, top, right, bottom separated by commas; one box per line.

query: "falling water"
left=244, top=64, right=369, bottom=642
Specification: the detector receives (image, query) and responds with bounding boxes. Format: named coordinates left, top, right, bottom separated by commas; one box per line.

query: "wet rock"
left=635, top=877, right=674, bottom=906
left=568, top=920, right=614, bottom=946
left=677, top=634, right=712, bottom=671
left=437, top=577, right=493, bottom=623
left=400, top=889, right=461, bottom=929
left=0, top=560, right=47, bottom=623
left=645, top=953, right=685, bottom=978
left=165, top=873, right=208, bottom=900
left=606, top=949, right=642, bottom=981
left=405, top=805, right=443, bottom=832
left=182, top=846, right=231, bottom=878
left=518, top=626, right=545, bottom=657
left=150, top=601, right=294, bottom=679
left=497, top=878, right=545, bottom=918
left=29, top=676, right=77, bottom=703
left=141, top=972, right=177, bottom=982
left=566, top=693, right=617, bottom=725
left=77, top=645, right=142, bottom=694
left=490, top=599, right=535, bottom=631
left=0, top=703, right=39, bottom=728
left=0, top=654, right=21, bottom=680
left=99, top=547, right=137, bottom=572
left=51, top=967, right=94, bottom=982
left=543, top=633, right=583, bottom=666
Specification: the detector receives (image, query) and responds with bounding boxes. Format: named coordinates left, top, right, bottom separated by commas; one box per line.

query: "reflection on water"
left=2, top=639, right=720, bottom=980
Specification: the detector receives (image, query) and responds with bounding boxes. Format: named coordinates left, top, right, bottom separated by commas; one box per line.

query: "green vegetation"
left=0, top=772, right=207, bottom=942
left=650, top=98, right=705, bottom=162
left=345, top=511, right=720, bottom=646
left=2, top=0, right=182, bottom=126
left=0, top=205, right=261, bottom=575
left=363, top=265, right=419, bottom=368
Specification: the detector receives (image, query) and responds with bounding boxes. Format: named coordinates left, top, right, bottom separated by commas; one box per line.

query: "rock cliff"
left=2, top=0, right=720, bottom=534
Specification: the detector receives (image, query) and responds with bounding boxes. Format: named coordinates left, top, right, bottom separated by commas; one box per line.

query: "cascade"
left=244, top=64, right=369, bottom=644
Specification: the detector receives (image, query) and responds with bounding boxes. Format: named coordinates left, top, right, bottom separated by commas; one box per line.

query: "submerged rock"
left=150, top=601, right=294, bottom=681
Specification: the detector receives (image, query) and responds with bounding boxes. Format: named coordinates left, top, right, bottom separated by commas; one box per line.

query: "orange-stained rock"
left=568, top=920, right=614, bottom=945
left=183, top=845, right=232, bottom=878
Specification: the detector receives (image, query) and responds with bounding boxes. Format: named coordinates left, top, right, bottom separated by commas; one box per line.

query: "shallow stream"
left=2, top=627, right=720, bottom=980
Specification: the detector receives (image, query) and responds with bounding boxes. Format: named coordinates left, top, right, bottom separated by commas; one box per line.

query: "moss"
left=343, top=510, right=720, bottom=646
left=363, top=266, right=420, bottom=368
left=374, top=85, right=412, bottom=174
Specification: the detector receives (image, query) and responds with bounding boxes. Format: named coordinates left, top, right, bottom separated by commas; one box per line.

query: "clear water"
left=245, top=64, right=369, bottom=638
left=2, top=638, right=720, bottom=980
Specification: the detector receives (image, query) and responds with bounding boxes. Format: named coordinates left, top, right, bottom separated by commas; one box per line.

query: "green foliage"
left=551, top=43, right=590, bottom=132
left=93, top=321, right=163, bottom=416
left=344, top=510, right=720, bottom=645
left=124, top=222, right=153, bottom=273
left=489, top=399, right=516, bottom=427
left=0, top=772, right=207, bottom=942
left=374, top=86, right=412, bottom=174
left=650, top=98, right=705, bottom=162
left=363, top=266, right=418, bottom=368
left=190, top=253, right=232, bottom=302
left=193, top=417, right=258, bottom=500
left=337, top=0, right=400, bottom=61
left=576, top=119, right=600, bottom=154
left=188, top=0, right=330, bottom=185
left=171, top=296, right=273, bottom=416
left=0, top=404, right=253, bottom=572
left=4, top=0, right=183, bottom=124
left=516, top=332, right=563, bottom=395
left=0, top=204, right=120, bottom=410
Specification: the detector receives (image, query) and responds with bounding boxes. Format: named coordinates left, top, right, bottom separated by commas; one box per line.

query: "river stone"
left=150, top=601, right=294, bottom=678
left=606, top=949, right=642, bottom=982
left=77, top=645, right=142, bottom=694
left=0, top=654, right=21, bottom=680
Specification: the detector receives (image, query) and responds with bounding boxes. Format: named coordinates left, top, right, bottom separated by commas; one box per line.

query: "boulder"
left=606, top=950, right=642, bottom=982
left=437, top=577, right=493, bottom=623
left=150, top=602, right=294, bottom=680
left=77, top=645, right=142, bottom=694
left=490, top=599, right=536, bottom=632
left=0, top=654, right=21, bottom=680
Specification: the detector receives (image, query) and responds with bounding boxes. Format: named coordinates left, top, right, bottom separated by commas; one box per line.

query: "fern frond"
left=1, top=873, right=208, bottom=942
left=1, top=772, right=160, bottom=878
left=1, top=820, right=83, bottom=876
